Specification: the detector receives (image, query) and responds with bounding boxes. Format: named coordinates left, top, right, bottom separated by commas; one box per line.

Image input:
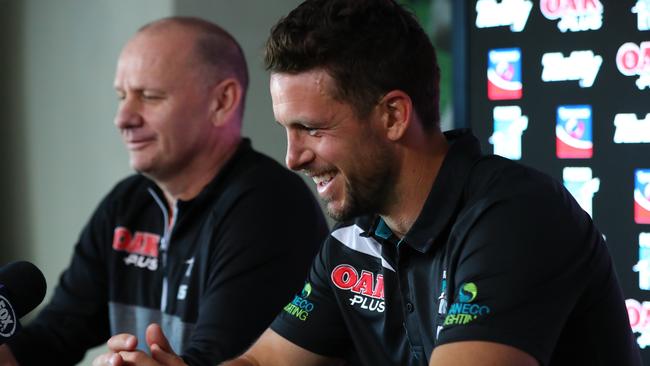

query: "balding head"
left=135, top=17, right=249, bottom=115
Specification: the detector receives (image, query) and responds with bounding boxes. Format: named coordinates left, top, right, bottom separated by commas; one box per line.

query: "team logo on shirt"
left=112, top=227, right=159, bottom=271
left=443, top=282, right=490, bottom=326
left=283, top=283, right=315, bottom=321
left=331, top=264, right=385, bottom=313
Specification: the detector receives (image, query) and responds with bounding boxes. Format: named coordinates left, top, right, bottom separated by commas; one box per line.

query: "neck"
left=381, top=129, right=448, bottom=238
left=156, top=135, right=242, bottom=209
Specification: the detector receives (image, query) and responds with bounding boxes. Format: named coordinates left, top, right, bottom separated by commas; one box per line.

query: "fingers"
left=146, top=323, right=173, bottom=353
left=92, top=352, right=123, bottom=366
left=150, top=343, right=186, bottom=366
left=107, top=333, right=138, bottom=352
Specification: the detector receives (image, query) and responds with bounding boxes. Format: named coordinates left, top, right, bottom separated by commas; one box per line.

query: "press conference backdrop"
left=454, top=0, right=650, bottom=361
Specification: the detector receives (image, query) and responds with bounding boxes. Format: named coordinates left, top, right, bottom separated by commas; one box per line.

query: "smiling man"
left=0, top=17, right=327, bottom=366
left=98, top=1, right=641, bottom=366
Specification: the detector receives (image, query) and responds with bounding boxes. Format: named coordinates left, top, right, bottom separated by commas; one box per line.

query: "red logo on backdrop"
left=616, top=42, right=650, bottom=90
left=540, top=0, right=601, bottom=18
left=331, top=264, right=384, bottom=299
left=112, top=227, right=160, bottom=257
left=626, top=298, right=650, bottom=349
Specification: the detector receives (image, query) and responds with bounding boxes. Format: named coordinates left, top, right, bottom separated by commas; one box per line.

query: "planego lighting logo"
left=283, top=282, right=315, bottom=321
left=555, top=105, right=593, bottom=159
left=443, top=282, right=490, bottom=326
left=540, top=0, right=603, bottom=32
left=487, top=48, right=522, bottom=100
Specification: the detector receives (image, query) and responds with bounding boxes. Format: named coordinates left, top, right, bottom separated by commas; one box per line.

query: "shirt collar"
left=365, top=129, right=484, bottom=253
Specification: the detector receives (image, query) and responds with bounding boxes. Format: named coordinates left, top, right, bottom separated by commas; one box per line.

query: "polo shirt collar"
left=368, top=129, right=483, bottom=253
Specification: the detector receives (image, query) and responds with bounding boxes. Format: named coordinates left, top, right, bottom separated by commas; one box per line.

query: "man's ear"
left=209, top=78, right=242, bottom=126
left=378, top=90, right=412, bottom=141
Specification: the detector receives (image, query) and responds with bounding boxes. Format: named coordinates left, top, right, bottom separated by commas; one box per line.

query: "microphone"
left=0, top=261, right=46, bottom=342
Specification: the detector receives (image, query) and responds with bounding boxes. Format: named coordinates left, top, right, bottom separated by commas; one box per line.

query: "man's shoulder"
left=465, top=154, right=561, bottom=202
left=107, top=174, right=152, bottom=198
left=220, top=146, right=314, bottom=200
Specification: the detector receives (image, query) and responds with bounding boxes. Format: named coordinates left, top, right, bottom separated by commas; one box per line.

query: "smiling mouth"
left=125, top=138, right=154, bottom=150
left=311, top=171, right=337, bottom=194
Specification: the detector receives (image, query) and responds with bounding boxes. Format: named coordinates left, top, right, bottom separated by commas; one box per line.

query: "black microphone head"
left=0, top=261, right=46, bottom=319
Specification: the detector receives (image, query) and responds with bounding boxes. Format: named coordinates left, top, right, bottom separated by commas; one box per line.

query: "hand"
left=92, top=324, right=186, bottom=366
left=0, top=345, right=19, bottom=366
left=145, top=323, right=186, bottom=366
left=92, top=333, right=138, bottom=366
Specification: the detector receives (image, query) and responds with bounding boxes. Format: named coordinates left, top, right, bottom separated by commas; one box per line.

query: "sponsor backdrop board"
left=453, top=0, right=650, bottom=358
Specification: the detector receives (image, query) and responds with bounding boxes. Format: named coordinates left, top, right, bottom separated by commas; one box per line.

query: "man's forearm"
left=0, top=345, right=19, bottom=366
left=221, top=354, right=259, bottom=366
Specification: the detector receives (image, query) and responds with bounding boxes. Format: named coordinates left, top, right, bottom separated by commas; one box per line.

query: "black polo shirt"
left=270, top=129, right=641, bottom=366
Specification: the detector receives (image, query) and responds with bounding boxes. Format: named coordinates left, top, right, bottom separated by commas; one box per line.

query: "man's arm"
left=94, top=326, right=343, bottom=366
left=0, top=345, right=18, bottom=366
left=429, top=341, right=538, bottom=366
left=221, top=329, right=344, bottom=366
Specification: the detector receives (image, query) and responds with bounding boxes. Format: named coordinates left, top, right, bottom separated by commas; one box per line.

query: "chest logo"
left=331, top=264, right=385, bottom=313
left=112, top=227, right=159, bottom=271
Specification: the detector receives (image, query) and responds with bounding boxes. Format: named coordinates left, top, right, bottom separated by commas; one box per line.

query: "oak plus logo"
left=475, top=0, right=533, bottom=32
left=540, top=0, right=603, bottom=32
left=616, top=42, right=650, bottom=89
left=112, top=227, right=160, bottom=271
left=0, top=294, right=16, bottom=338
left=331, top=264, right=385, bottom=313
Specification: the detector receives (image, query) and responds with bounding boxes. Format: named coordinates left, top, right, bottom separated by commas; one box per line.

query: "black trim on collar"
left=401, top=129, right=483, bottom=253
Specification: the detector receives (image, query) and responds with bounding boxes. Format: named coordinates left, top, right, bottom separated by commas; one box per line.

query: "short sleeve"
left=270, top=239, right=353, bottom=358
left=436, top=192, right=599, bottom=364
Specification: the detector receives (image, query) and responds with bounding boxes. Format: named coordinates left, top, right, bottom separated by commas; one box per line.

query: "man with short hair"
left=98, top=1, right=642, bottom=365
left=0, top=17, right=327, bottom=366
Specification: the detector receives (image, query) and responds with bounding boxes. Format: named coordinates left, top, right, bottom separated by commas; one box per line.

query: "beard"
left=325, top=142, right=398, bottom=221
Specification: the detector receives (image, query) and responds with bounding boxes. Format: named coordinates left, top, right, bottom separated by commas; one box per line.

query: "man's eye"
left=307, top=128, right=319, bottom=136
left=142, top=94, right=163, bottom=100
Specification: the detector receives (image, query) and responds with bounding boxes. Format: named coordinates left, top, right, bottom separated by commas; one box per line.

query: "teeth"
left=312, top=172, right=335, bottom=185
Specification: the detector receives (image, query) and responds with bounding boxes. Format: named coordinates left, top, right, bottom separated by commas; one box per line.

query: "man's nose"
left=285, top=130, right=315, bottom=171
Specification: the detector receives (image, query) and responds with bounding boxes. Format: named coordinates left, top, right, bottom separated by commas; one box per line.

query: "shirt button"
left=406, top=302, right=414, bottom=313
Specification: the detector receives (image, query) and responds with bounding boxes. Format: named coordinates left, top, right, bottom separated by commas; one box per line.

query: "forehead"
left=270, top=70, right=336, bottom=105
left=114, top=28, right=200, bottom=87
left=270, top=70, right=360, bottom=126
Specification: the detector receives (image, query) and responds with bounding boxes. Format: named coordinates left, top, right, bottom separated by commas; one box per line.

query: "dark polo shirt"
left=271, top=129, right=641, bottom=366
